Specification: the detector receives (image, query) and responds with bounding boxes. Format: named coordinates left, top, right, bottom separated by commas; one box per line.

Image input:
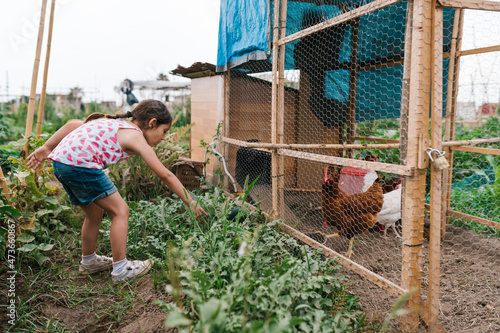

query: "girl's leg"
left=93, top=192, right=129, bottom=262
left=79, top=203, right=104, bottom=256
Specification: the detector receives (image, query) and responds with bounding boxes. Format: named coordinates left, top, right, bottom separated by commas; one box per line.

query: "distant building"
left=100, top=101, right=117, bottom=111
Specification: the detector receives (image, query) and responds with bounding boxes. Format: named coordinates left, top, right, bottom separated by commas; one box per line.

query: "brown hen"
left=309, top=165, right=384, bottom=257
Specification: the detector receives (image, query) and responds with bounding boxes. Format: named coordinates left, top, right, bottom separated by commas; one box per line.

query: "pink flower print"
left=110, top=135, right=117, bottom=144
left=62, top=151, right=67, bottom=155
left=78, top=153, right=87, bottom=159
left=99, top=131, right=105, bottom=137
left=80, top=139, right=85, bottom=145
left=86, top=128, right=91, bottom=133
left=104, top=152, right=110, bottom=159
left=78, top=145, right=83, bottom=150
left=77, top=160, right=83, bottom=165
left=111, top=155, right=117, bottom=162
left=95, top=136, right=101, bottom=141
left=67, top=155, right=73, bottom=162
left=71, top=146, right=76, bottom=151
left=103, top=139, right=109, bottom=144
left=92, top=142, right=99, bottom=148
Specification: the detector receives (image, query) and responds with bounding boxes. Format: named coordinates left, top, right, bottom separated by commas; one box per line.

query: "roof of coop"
left=216, top=0, right=455, bottom=121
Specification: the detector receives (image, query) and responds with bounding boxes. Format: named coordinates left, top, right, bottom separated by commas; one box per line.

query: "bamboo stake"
left=271, top=0, right=281, bottom=218
left=24, top=0, right=48, bottom=156
left=277, top=0, right=288, bottom=220
left=346, top=18, right=360, bottom=159
left=401, top=0, right=432, bottom=329
left=428, top=3, right=444, bottom=331
left=36, top=0, right=56, bottom=139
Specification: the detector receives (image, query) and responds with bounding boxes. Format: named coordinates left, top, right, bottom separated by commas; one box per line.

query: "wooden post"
left=222, top=70, right=230, bottom=192
left=24, top=0, right=48, bottom=156
left=428, top=2, right=444, bottom=331
left=400, top=0, right=414, bottom=166
left=401, top=0, right=432, bottom=330
left=271, top=0, right=281, bottom=217
left=36, top=0, right=56, bottom=139
left=277, top=0, right=288, bottom=219
left=442, top=9, right=464, bottom=237
left=346, top=18, right=360, bottom=159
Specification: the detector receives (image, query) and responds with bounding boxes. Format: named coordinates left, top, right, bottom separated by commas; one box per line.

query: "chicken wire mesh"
left=219, top=1, right=499, bottom=331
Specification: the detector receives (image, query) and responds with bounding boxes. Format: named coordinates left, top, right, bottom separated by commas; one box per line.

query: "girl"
left=27, top=99, right=207, bottom=282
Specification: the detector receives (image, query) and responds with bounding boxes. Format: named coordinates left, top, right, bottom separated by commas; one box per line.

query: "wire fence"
left=220, top=0, right=500, bottom=331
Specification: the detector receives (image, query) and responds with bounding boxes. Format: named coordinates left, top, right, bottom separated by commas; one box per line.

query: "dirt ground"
left=1, top=189, right=498, bottom=332
left=289, top=191, right=500, bottom=333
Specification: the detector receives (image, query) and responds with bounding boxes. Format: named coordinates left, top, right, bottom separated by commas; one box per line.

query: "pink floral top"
left=48, top=118, right=142, bottom=169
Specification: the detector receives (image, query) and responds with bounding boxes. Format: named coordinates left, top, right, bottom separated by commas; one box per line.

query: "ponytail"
left=84, top=110, right=134, bottom=123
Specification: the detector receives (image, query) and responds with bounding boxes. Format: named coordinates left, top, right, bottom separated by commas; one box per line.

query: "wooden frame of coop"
left=217, top=0, right=500, bottom=331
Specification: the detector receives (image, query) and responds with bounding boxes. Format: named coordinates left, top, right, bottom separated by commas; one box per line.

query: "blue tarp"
left=216, top=0, right=455, bottom=122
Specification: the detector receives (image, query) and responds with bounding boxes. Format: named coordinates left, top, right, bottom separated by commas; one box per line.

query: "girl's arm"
left=120, top=130, right=208, bottom=220
left=26, top=119, right=84, bottom=169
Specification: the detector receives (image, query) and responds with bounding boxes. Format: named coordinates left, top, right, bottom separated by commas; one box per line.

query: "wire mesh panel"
left=220, top=0, right=500, bottom=331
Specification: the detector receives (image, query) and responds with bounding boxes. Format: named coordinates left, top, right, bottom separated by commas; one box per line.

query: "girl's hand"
left=26, top=146, right=52, bottom=170
left=190, top=201, right=208, bottom=220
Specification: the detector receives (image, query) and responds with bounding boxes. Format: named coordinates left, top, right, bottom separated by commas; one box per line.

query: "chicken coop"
left=209, top=0, right=500, bottom=331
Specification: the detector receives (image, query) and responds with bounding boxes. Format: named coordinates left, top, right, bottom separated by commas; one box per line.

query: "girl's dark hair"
left=84, top=99, right=172, bottom=128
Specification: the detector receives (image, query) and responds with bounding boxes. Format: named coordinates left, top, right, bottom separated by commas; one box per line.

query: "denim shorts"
left=52, top=161, right=117, bottom=206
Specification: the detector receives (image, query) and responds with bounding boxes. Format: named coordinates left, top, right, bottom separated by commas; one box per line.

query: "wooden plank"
left=453, top=146, right=500, bottom=155
left=401, top=0, right=432, bottom=329
left=271, top=0, right=280, bottom=218
left=356, top=136, right=401, bottom=143
left=443, top=137, right=500, bottom=147
left=346, top=18, right=360, bottom=159
left=278, top=0, right=403, bottom=46
left=24, top=0, right=48, bottom=156
left=442, top=8, right=464, bottom=239
left=425, top=204, right=500, bottom=229
left=438, top=0, right=500, bottom=11
left=36, top=0, right=55, bottom=139
left=277, top=223, right=407, bottom=296
left=277, top=148, right=415, bottom=175
left=221, top=136, right=401, bottom=150
left=277, top=0, right=288, bottom=220
left=458, top=44, right=500, bottom=57
left=428, top=3, right=444, bottom=331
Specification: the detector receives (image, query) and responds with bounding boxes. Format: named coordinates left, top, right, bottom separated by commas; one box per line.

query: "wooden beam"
left=452, top=146, right=500, bottom=155
left=277, top=148, right=415, bottom=175
left=428, top=2, right=444, bottom=330
left=36, top=0, right=56, bottom=139
left=356, top=136, right=401, bottom=143
left=277, top=0, right=288, bottom=219
left=438, top=0, right=500, bottom=11
left=401, top=0, right=432, bottom=328
left=24, top=0, right=48, bottom=156
left=346, top=18, right=360, bottom=159
left=458, top=44, right=500, bottom=57
left=278, top=0, right=403, bottom=46
left=443, top=137, right=500, bottom=147
left=271, top=0, right=281, bottom=218
left=442, top=8, right=464, bottom=240
left=426, top=204, right=500, bottom=230
left=277, top=223, right=407, bottom=296
left=221, top=136, right=401, bottom=150
left=222, top=71, right=230, bottom=192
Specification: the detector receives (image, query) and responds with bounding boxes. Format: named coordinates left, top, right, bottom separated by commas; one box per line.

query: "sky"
left=0, top=0, right=221, bottom=103
left=1, top=1, right=499, bottom=112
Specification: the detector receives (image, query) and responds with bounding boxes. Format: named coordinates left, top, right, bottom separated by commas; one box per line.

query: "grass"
left=2, top=181, right=382, bottom=332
